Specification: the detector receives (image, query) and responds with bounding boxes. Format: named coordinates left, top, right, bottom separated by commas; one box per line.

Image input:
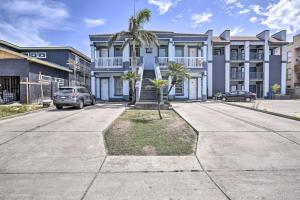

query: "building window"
left=175, top=78, right=184, bottom=96
left=99, top=48, right=109, bottom=57
left=158, top=46, right=168, bottom=57
left=54, top=78, right=65, bottom=87
left=30, top=52, right=37, bottom=58
left=114, top=46, right=123, bottom=57
left=287, top=68, right=292, bottom=80
left=38, top=52, right=46, bottom=58
left=213, top=48, right=224, bottom=56
left=114, top=77, right=123, bottom=96
left=287, top=51, right=292, bottom=63
left=175, top=46, right=184, bottom=57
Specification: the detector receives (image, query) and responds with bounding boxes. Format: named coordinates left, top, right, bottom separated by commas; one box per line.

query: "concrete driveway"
left=0, top=104, right=125, bottom=200
left=172, top=102, right=300, bottom=200
left=1, top=102, right=300, bottom=200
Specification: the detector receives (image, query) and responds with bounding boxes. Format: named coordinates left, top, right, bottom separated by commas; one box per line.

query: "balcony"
left=130, top=57, right=143, bottom=67
left=250, top=52, right=264, bottom=61
left=173, top=57, right=204, bottom=68
left=250, top=72, right=264, bottom=80
left=156, top=57, right=204, bottom=68
left=95, top=57, right=123, bottom=68
left=230, top=53, right=245, bottom=61
left=230, top=71, right=244, bottom=80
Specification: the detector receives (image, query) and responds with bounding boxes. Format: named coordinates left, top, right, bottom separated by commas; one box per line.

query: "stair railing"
left=135, top=63, right=144, bottom=102
left=154, top=64, right=163, bottom=103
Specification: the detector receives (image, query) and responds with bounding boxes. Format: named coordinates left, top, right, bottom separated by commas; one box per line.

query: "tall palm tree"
left=122, top=71, right=140, bottom=104
left=108, top=8, right=159, bottom=104
left=148, top=79, right=167, bottom=119
left=108, top=8, right=160, bottom=72
left=166, top=62, right=190, bottom=100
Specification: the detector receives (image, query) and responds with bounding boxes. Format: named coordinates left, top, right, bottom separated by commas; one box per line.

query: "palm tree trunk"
left=132, top=40, right=137, bottom=72
left=131, top=79, right=136, bottom=104
left=157, top=91, right=162, bottom=119
left=167, top=84, right=174, bottom=101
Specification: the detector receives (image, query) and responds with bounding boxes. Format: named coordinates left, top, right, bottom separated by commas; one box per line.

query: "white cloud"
left=171, top=14, right=183, bottom=23
left=190, top=12, right=213, bottom=28
left=249, top=0, right=300, bottom=34
left=148, top=0, right=181, bottom=15
left=0, top=0, right=69, bottom=46
left=231, top=26, right=244, bottom=35
left=84, top=18, right=106, bottom=27
left=239, top=9, right=250, bottom=14
left=249, top=4, right=263, bottom=15
left=249, top=16, right=258, bottom=23
left=224, top=0, right=239, bottom=5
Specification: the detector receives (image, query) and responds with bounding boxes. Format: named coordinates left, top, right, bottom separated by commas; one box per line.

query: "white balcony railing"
left=129, top=57, right=143, bottom=67
left=95, top=57, right=123, bottom=68
left=156, top=57, right=204, bottom=68
left=174, top=57, right=204, bottom=68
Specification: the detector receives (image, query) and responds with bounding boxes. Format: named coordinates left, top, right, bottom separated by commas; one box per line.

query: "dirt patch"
left=110, top=120, right=130, bottom=136
left=143, top=145, right=157, bottom=155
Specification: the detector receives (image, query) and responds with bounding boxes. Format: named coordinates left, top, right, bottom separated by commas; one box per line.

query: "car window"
left=238, top=91, right=246, bottom=95
left=230, top=91, right=237, bottom=95
left=58, top=88, right=74, bottom=94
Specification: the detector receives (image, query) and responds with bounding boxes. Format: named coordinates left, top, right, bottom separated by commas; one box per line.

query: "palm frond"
left=108, top=31, right=130, bottom=47
left=135, top=9, right=151, bottom=29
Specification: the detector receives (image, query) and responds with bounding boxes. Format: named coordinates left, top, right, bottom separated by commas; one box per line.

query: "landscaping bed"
left=104, top=109, right=197, bottom=156
left=0, top=104, right=43, bottom=119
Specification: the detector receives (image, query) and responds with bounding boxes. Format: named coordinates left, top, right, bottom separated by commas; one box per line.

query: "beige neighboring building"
left=287, top=34, right=300, bottom=90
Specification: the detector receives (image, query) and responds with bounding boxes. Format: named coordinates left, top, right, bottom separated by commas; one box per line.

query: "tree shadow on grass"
left=130, top=118, right=157, bottom=124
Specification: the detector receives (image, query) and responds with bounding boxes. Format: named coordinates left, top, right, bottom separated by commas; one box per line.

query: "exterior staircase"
left=140, top=70, right=157, bottom=101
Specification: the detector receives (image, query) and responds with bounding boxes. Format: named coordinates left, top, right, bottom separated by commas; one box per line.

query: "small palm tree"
left=166, top=62, right=190, bottom=100
left=108, top=8, right=160, bottom=72
left=122, top=71, right=140, bottom=104
left=148, top=79, right=167, bottom=119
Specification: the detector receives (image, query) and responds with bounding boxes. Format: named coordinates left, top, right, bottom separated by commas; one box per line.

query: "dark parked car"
left=53, top=86, right=96, bottom=109
left=221, top=90, right=256, bottom=102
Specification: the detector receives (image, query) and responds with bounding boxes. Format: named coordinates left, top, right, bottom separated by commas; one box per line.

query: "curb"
left=224, top=102, right=300, bottom=122
left=0, top=106, right=55, bottom=121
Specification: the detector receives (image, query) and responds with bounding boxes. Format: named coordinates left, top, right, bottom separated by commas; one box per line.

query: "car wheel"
left=221, top=97, right=227, bottom=102
left=56, top=105, right=63, bottom=110
left=76, top=100, right=84, bottom=109
left=245, top=97, right=251, bottom=102
left=91, top=98, right=96, bottom=105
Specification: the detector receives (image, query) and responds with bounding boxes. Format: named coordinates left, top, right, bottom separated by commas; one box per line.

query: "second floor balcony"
left=94, top=57, right=143, bottom=68
left=230, top=71, right=244, bottom=80
left=250, top=52, right=264, bottom=61
left=250, top=72, right=264, bottom=80
left=230, top=53, right=245, bottom=61
left=156, top=57, right=204, bottom=68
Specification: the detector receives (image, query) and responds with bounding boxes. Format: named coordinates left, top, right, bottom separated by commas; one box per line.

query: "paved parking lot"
left=173, top=102, right=300, bottom=199
left=0, top=102, right=299, bottom=199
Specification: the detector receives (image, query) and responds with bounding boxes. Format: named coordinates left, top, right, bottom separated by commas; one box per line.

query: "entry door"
left=189, top=47, right=198, bottom=57
left=189, top=79, right=197, bottom=100
left=100, top=79, right=109, bottom=100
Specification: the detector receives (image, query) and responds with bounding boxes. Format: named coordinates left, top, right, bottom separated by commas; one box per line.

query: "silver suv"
left=53, top=86, right=96, bottom=110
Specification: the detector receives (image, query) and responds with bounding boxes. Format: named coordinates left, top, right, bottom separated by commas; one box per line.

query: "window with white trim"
left=114, top=77, right=123, bottom=96
left=287, top=51, right=292, bottom=63
left=175, top=77, right=184, bottom=96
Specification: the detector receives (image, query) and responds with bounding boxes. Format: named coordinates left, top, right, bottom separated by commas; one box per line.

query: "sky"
left=0, top=0, right=299, bottom=57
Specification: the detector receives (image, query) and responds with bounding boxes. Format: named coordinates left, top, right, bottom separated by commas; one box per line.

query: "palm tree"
left=108, top=8, right=159, bottom=104
left=148, top=79, right=167, bottom=119
left=122, top=71, right=140, bottom=104
left=108, top=8, right=160, bottom=72
left=166, top=62, right=190, bottom=100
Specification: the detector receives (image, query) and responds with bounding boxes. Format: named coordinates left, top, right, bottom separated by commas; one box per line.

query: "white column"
left=281, top=45, right=287, bottom=94
left=96, top=77, right=100, bottom=99
left=91, top=72, right=96, bottom=95
left=263, top=63, right=269, bottom=97
left=244, top=41, right=250, bottom=61
left=123, top=41, right=130, bottom=62
left=225, top=44, right=230, bottom=92
left=198, top=77, right=202, bottom=99
left=168, top=40, right=175, bottom=61
left=202, top=74, right=207, bottom=97
left=123, top=71, right=129, bottom=97
left=263, top=39, right=269, bottom=97
left=202, top=45, right=207, bottom=61
left=244, top=63, right=250, bottom=92
left=207, top=63, right=213, bottom=97
left=225, top=63, right=230, bottom=92
left=91, top=45, right=95, bottom=62
left=109, top=76, right=114, bottom=98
